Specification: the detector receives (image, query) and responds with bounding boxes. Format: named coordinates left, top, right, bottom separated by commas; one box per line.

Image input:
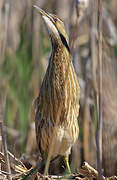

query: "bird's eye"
left=53, top=18, right=57, bottom=22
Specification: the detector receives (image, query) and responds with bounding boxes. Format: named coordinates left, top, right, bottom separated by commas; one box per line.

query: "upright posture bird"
left=34, top=6, right=80, bottom=173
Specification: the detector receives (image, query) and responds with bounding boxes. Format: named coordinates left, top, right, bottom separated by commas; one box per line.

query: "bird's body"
left=34, top=6, right=80, bottom=172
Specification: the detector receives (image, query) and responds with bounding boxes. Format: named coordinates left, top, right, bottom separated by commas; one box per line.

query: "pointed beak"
left=33, top=5, right=55, bottom=24
left=33, top=5, right=59, bottom=39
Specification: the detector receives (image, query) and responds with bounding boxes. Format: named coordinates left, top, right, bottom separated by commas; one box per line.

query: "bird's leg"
left=64, top=155, right=71, bottom=174
left=43, top=154, right=49, bottom=175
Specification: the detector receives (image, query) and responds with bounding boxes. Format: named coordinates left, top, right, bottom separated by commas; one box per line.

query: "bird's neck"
left=46, top=40, right=71, bottom=77
left=51, top=43, right=70, bottom=65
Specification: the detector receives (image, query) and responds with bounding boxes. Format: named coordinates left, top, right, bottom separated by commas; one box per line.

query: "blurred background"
left=0, top=0, right=117, bottom=177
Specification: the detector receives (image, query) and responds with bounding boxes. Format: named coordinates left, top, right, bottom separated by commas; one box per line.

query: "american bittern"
left=34, top=6, right=80, bottom=173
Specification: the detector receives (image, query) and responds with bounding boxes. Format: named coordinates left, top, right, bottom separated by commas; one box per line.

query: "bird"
left=33, top=5, right=80, bottom=174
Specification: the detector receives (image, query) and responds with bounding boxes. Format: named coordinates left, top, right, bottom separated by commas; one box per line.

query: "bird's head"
left=34, top=5, right=70, bottom=52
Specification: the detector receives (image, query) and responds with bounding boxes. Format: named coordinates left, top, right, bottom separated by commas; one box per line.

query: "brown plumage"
left=34, top=6, right=80, bottom=173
